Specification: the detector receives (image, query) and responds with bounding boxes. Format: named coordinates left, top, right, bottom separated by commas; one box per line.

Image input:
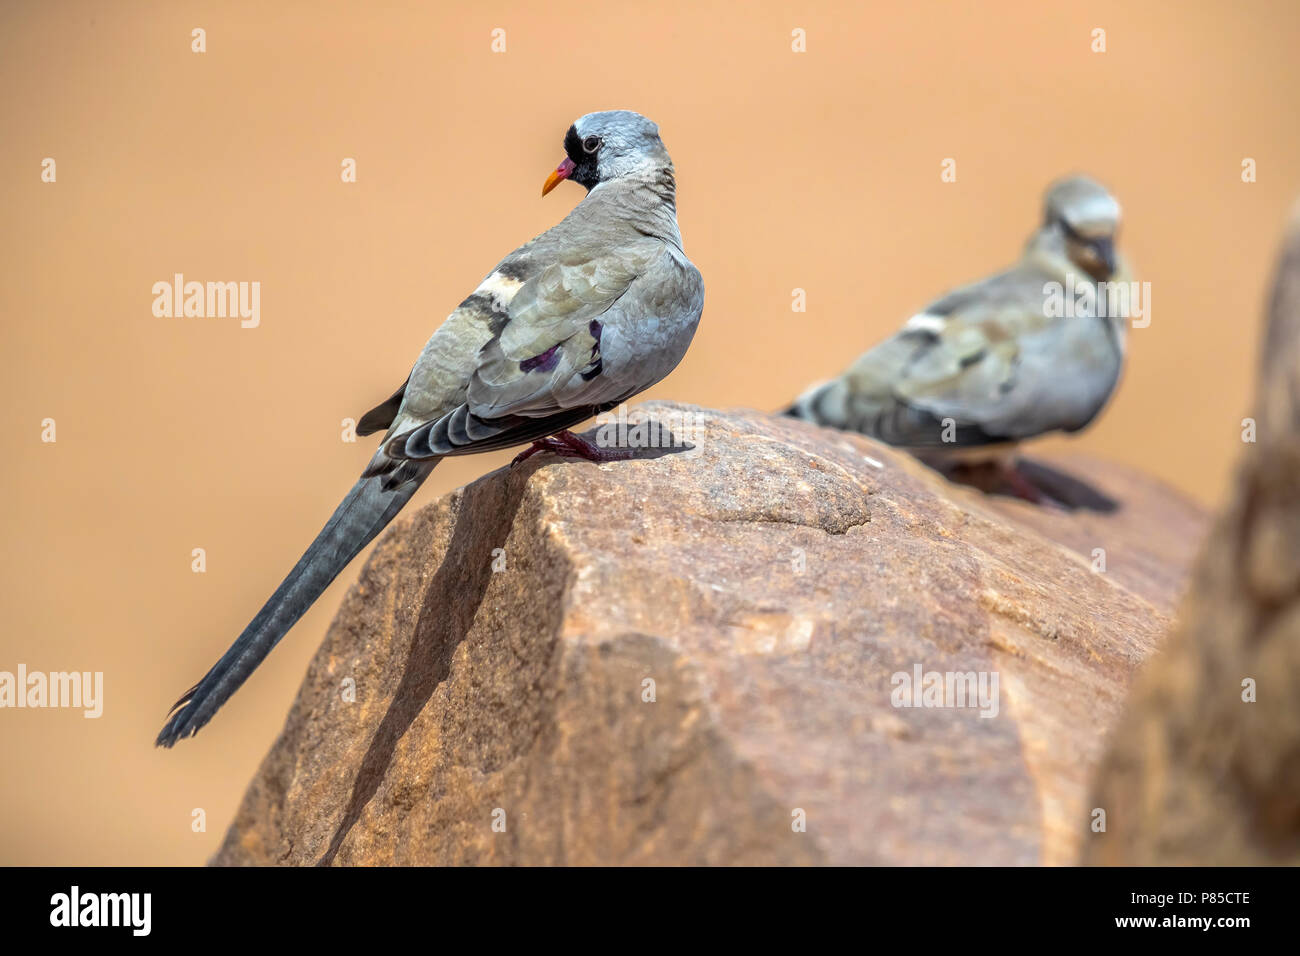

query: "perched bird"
left=786, top=175, right=1130, bottom=501
left=157, top=110, right=704, bottom=746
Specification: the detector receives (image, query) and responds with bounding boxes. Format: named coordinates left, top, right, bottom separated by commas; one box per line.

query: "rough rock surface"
left=1084, top=213, right=1300, bottom=865
left=213, top=403, right=1208, bottom=866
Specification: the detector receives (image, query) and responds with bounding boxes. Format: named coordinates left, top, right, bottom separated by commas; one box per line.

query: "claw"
left=511, top=436, right=568, bottom=466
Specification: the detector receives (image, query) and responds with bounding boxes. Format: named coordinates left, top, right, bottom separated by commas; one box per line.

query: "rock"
left=1084, top=212, right=1300, bottom=866
left=213, top=402, right=1208, bottom=866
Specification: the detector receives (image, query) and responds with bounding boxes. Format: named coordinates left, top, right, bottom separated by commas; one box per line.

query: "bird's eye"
left=582, top=135, right=602, bottom=154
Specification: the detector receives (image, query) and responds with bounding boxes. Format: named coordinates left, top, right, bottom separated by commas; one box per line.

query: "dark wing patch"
left=459, top=291, right=512, bottom=337
left=494, top=256, right=534, bottom=283
left=580, top=320, right=603, bottom=381
left=357, top=376, right=409, bottom=436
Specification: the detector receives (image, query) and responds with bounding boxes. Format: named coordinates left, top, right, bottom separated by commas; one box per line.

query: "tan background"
left=2, top=0, right=1297, bottom=865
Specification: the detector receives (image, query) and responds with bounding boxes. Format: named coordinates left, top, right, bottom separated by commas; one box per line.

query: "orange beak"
left=542, top=157, right=576, bottom=197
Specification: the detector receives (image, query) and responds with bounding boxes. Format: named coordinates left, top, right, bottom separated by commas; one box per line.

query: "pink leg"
left=552, top=430, right=639, bottom=462
left=511, top=430, right=637, bottom=466
left=999, top=463, right=1061, bottom=506
left=945, top=457, right=1062, bottom=506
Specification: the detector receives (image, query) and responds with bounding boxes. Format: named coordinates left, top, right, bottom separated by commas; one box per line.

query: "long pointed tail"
left=156, top=461, right=434, bottom=747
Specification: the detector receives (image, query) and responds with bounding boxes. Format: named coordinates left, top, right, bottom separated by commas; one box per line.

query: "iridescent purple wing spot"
left=519, top=344, right=561, bottom=374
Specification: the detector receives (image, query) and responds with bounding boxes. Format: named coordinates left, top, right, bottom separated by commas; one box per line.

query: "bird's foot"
left=999, top=464, right=1065, bottom=508
left=511, top=436, right=570, bottom=465
left=945, top=458, right=1066, bottom=508
left=1001, top=466, right=1044, bottom=503
left=511, top=430, right=637, bottom=466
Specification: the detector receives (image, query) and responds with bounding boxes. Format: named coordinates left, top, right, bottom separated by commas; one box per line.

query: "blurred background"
left=2, top=0, right=1298, bottom=864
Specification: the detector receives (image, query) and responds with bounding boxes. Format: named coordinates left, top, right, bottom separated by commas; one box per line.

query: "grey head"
left=1039, top=175, right=1123, bottom=280
left=542, top=110, right=673, bottom=196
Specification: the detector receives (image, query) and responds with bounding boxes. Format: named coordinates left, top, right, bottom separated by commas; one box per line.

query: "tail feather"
left=155, top=462, right=434, bottom=747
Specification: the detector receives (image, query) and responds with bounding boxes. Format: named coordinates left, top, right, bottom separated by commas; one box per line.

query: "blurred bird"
left=157, top=110, right=704, bottom=747
left=786, top=175, right=1131, bottom=501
